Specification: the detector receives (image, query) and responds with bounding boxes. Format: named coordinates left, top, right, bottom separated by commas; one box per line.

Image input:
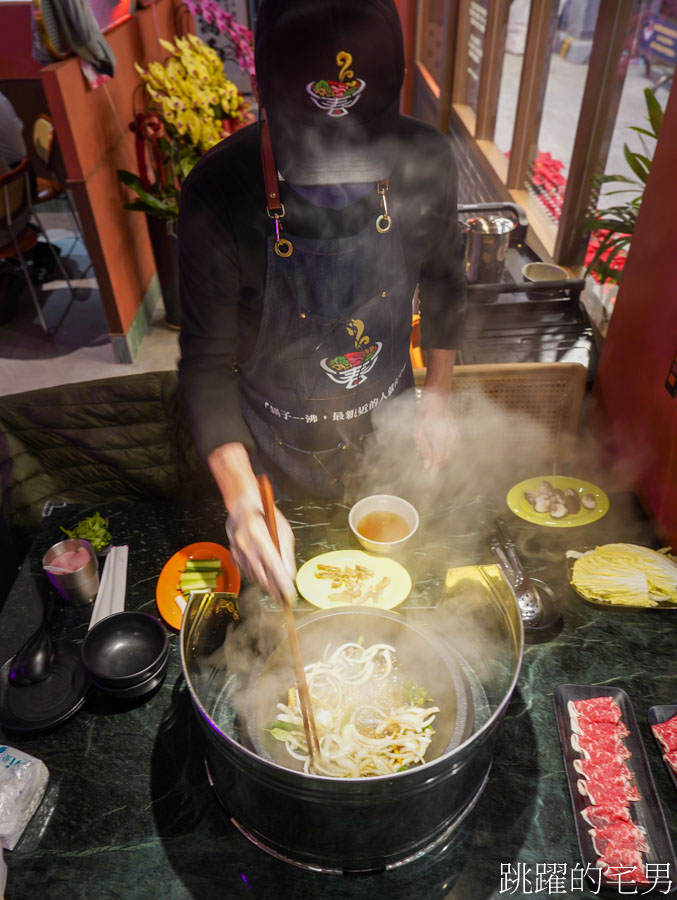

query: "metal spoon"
left=8, top=592, right=56, bottom=687
left=495, top=520, right=543, bottom=626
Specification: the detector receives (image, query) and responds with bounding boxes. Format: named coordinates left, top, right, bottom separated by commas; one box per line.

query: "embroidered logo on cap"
left=307, top=51, right=366, bottom=117
left=321, top=318, right=382, bottom=388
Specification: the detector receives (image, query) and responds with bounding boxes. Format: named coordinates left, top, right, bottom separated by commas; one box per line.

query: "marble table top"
left=1, top=494, right=675, bottom=900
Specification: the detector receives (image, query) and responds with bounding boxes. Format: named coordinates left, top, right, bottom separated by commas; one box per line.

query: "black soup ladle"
left=8, top=591, right=56, bottom=687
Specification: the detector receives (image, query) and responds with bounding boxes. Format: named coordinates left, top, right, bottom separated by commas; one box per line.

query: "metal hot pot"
left=180, top=578, right=523, bottom=874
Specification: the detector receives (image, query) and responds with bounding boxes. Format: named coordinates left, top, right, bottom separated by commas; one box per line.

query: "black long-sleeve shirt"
left=178, top=114, right=467, bottom=460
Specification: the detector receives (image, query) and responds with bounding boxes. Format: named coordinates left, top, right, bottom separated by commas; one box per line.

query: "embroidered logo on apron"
left=320, top=318, right=382, bottom=388
left=306, top=51, right=365, bottom=118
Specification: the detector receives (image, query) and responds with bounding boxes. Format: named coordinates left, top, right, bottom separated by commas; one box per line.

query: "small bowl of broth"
left=348, top=494, right=419, bottom=555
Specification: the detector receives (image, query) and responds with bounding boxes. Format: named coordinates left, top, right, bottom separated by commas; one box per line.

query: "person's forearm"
left=207, top=442, right=262, bottom=518
left=423, top=348, right=456, bottom=394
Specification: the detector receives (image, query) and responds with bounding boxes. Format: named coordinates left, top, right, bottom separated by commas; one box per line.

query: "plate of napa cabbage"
left=566, top=543, right=677, bottom=609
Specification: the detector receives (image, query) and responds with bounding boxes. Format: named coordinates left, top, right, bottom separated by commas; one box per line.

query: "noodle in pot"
left=269, top=641, right=440, bottom=777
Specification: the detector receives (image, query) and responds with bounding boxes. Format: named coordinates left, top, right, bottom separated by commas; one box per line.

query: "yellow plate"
left=296, top=550, right=412, bottom=610
left=506, top=476, right=609, bottom=528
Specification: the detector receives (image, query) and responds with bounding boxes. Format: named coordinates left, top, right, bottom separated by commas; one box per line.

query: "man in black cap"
left=178, top=0, right=466, bottom=601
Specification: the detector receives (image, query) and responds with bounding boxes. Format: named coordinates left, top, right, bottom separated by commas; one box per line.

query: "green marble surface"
left=1, top=494, right=676, bottom=900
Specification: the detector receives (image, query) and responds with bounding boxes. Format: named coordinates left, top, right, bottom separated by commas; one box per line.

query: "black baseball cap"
left=254, top=0, right=405, bottom=185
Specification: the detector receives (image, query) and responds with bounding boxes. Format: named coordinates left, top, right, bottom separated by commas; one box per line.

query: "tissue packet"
left=0, top=745, right=49, bottom=851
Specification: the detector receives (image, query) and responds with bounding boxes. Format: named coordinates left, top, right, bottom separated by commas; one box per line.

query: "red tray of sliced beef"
left=649, top=704, right=677, bottom=794
left=554, top=684, right=677, bottom=894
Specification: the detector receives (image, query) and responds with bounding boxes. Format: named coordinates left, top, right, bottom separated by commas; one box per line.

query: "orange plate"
left=155, top=541, right=240, bottom=631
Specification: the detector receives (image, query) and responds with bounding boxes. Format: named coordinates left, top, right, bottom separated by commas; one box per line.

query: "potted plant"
left=118, top=28, right=253, bottom=328
left=583, top=87, right=664, bottom=310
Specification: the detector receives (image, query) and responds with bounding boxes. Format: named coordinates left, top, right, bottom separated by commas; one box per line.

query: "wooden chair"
left=413, top=360, right=588, bottom=476
left=0, top=157, right=76, bottom=334
left=32, top=114, right=83, bottom=258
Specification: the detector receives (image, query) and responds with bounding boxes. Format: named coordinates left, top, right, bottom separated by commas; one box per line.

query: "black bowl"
left=81, top=611, right=169, bottom=688
left=88, top=653, right=169, bottom=698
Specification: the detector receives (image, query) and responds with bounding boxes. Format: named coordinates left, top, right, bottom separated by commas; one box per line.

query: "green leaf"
left=644, top=87, right=664, bottom=137
left=592, top=173, right=639, bottom=186
left=631, top=152, right=653, bottom=171
left=623, top=144, right=649, bottom=183
left=117, top=169, right=145, bottom=189
left=120, top=180, right=171, bottom=211
left=629, top=126, right=658, bottom=139
left=123, top=200, right=178, bottom=219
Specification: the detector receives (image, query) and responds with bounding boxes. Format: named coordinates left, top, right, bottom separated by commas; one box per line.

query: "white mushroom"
left=581, top=493, right=596, bottom=510
left=538, top=480, right=555, bottom=496
left=549, top=500, right=569, bottom=518
left=534, top=494, right=551, bottom=513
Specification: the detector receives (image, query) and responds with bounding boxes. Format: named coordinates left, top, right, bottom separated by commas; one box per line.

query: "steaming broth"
left=269, top=641, right=439, bottom=777
left=357, top=511, right=410, bottom=543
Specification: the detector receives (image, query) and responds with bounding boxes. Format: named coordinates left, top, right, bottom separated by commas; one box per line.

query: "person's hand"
left=226, top=503, right=296, bottom=603
left=207, top=443, right=296, bottom=603
left=413, top=388, right=459, bottom=475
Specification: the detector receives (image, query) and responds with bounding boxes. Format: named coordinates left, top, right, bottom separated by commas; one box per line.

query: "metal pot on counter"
left=460, top=202, right=528, bottom=296
left=180, top=581, right=523, bottom=873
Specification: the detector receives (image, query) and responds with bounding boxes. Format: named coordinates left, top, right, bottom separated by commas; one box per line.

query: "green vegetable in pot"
left=60, top=512, right=111, bottom=552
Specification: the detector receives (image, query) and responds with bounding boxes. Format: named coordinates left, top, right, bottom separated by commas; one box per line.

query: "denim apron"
left=237, top=128, right=414, bottom=497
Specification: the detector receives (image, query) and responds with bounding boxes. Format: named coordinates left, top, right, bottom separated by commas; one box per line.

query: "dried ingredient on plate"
left=567, top=543, right=677, bottom=607
left=315, top=563, right=374, bottom=589
left=315, top=563, right=391, bottom=606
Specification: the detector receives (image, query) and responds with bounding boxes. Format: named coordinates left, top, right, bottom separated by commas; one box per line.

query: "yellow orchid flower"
left=174, top=36, right=191, bottom=55
left=159, top=38, right=177, bottom=55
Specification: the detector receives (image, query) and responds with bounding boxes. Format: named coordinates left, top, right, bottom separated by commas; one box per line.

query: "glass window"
left=598, top=1, right=674, bottom=209
left=524, top=4, right=600, bottom=225
left=495, top=0, right=532, bottom=154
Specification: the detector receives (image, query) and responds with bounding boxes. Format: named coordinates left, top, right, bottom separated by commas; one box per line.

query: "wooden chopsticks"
left=256, top=475, right=321, bottom=770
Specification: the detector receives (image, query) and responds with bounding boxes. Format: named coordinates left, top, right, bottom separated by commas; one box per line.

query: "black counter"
left=1, top=495, right=676, bottom=900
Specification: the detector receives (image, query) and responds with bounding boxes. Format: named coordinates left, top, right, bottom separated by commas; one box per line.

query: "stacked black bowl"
left=81, top=611, right=169, bottom=698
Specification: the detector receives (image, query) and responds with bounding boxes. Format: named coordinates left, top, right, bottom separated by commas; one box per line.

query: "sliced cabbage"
left=567, top=544, right=677, bottom=607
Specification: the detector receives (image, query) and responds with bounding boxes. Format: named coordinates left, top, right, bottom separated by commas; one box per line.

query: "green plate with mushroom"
left=506, top=476, right=609, bottom=527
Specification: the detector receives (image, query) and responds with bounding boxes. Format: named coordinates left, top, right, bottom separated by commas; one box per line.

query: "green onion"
left=184, top=559, right=222, bottom=572
left=60, top=512, right=111, bottom=552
